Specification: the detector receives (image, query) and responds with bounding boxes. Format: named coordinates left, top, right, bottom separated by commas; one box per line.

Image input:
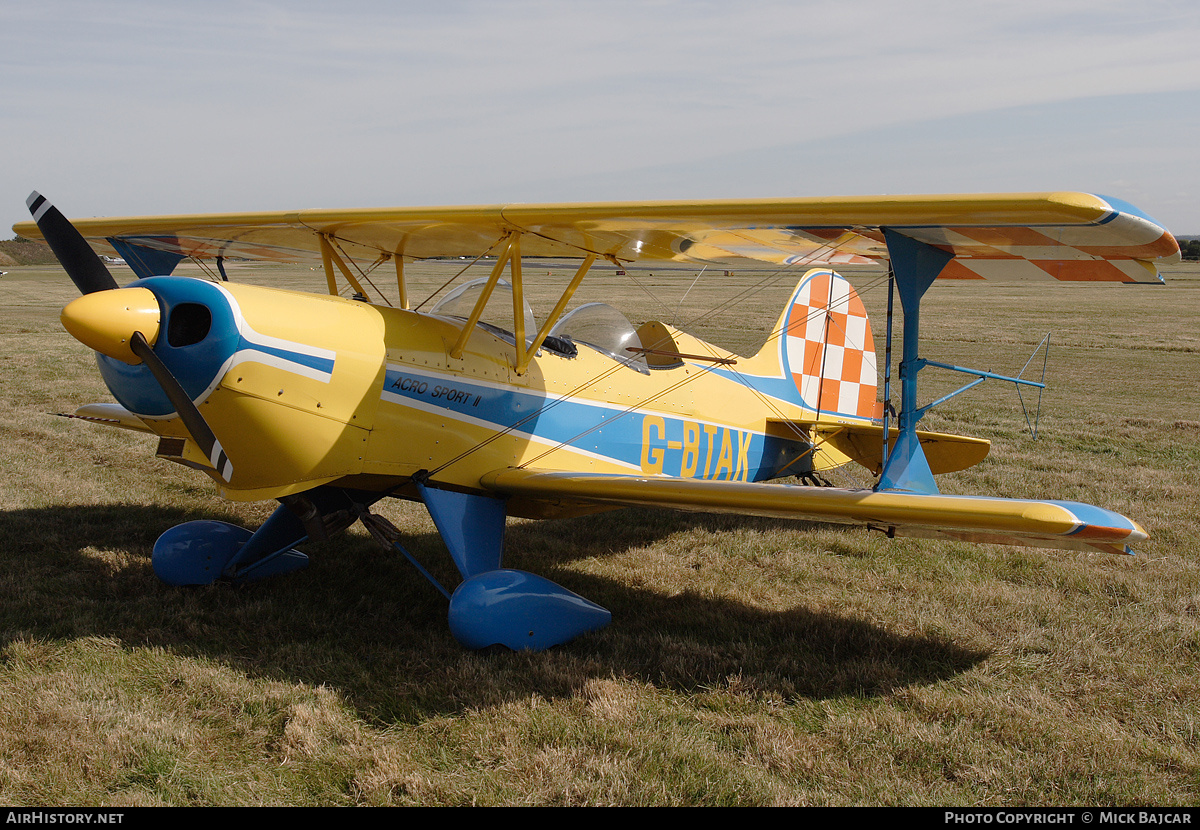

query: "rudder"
left=753, top=268, right=880, bottom=419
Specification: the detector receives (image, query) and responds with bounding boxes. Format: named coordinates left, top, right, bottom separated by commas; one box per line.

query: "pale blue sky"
left=4, top=1, right=1198, bottom=235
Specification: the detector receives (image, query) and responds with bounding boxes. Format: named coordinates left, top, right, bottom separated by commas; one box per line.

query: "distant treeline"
left=0, top=236, right=55, bottom=266
left=1179, top=238, right=1200, bottom=260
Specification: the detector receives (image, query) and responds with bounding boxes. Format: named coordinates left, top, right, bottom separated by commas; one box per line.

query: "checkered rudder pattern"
left=783, top=271, right=878, bottom=419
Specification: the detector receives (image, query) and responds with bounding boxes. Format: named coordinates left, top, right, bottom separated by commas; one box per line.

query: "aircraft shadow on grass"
left=0, top=502, right=986, bottom=717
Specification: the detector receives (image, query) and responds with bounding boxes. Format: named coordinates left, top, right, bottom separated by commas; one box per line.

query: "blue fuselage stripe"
left=382, top=367, right=803, bottom=481
left=238, top=337, right=335, bottom=377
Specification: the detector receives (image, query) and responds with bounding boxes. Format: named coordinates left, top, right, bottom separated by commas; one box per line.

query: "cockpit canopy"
left=549, top=302, right=648, bottom=372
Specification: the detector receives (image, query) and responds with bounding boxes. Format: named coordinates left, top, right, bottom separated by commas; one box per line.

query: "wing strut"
left=875, top=229, right=954, bottom=493
left=318, top=233, right=369, bottom=298
left=394, top=254, right=409, bottom=309
left=449, top=232, right=517, bottom=359
left=876, top=231, right=1055, bottom=493
left=514, top=253, right=596, bottom=375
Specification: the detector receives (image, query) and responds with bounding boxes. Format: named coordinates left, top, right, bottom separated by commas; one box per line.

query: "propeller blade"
left=26, top=191, right=120, bottom=294
left=128, top=331, right=233, bottom=482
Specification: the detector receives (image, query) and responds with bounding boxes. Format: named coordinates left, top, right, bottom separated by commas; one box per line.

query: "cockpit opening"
left=431, top=280, right=676, bottom=373
left=431, top=278, right=576, bottom=357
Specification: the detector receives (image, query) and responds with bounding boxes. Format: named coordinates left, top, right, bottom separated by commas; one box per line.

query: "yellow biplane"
left=15, top=191, right=1179, bottom=650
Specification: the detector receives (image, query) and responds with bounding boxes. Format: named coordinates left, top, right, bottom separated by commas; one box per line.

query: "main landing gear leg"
left=415, top=481, right=611, bottom=651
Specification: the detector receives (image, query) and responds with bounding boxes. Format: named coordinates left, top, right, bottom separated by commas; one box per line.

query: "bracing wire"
left=1014, top=333, right=1051, bottom=439
left=329, top=237, right=393, bottom=306
left=413, top=237, right=510, bottom=311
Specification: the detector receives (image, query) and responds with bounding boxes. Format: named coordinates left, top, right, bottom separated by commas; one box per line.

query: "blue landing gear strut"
left=356, top=481, right=611, bottom=650
left=414, top=481, right=611, bottom=651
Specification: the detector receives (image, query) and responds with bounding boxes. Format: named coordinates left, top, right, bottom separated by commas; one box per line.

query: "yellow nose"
left=61, top=287, right=161, bottom=364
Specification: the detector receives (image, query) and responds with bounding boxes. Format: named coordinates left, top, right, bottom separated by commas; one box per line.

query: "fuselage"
left=68, top=277, right=838, bottom=511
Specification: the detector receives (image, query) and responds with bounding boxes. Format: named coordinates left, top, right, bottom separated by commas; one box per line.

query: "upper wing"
left=13, top=192, right=1179, bottom=283
left=480, top=468, right=1147, bottom=557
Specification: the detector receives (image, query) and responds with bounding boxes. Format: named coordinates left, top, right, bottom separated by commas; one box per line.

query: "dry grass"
left=0, top=259, right=1197, bottom=805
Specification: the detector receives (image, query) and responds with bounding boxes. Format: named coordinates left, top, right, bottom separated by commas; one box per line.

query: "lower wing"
left=481, top=468, right=1146, bottom=556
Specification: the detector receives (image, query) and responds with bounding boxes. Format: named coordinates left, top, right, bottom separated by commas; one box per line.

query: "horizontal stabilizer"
left=792, top=421, right=991, bottom=475
left=481, top=468, right=1146, bottom=556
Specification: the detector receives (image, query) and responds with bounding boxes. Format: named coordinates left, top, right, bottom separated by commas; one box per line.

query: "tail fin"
left=747, top=268, right=880, bottom=420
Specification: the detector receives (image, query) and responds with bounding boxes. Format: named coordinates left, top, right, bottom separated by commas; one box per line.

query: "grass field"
left=1, top=257, right=1198, bottom=806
